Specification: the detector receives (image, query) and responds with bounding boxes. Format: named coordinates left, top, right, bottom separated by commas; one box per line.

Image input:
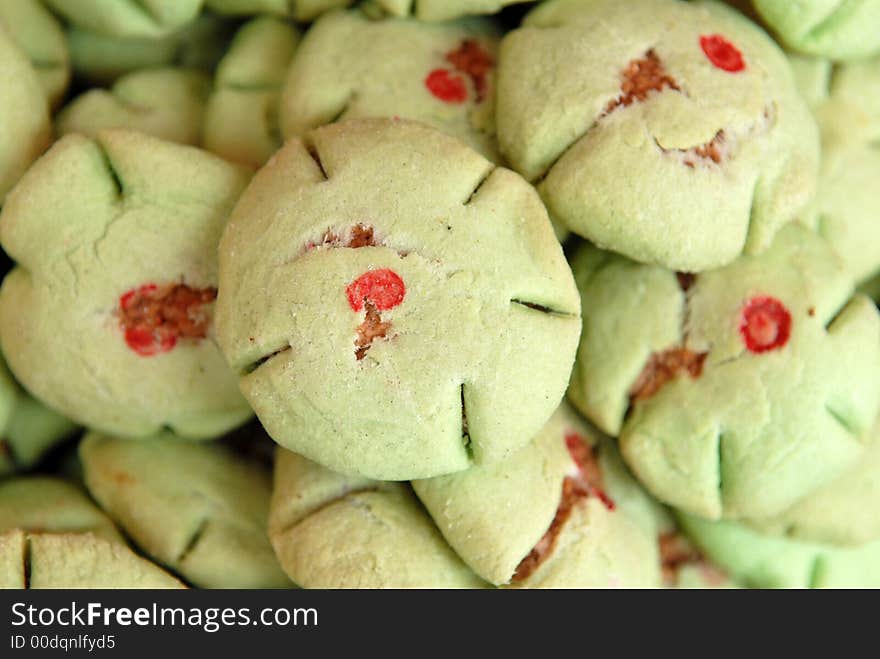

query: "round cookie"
left=0, top=0, right=70, bottom=108
left=80, top=430, right=292, bottom=588
left=45, top=0, right=203, bottom=39
left=58, top=68, right=211, bottom=146
left=0, top=25, right=50, bottom=204
left=204, top=17, right=301, bottom=169
left=0, top=130, right=252, bottom=440
left=745, top=419, right=880, bottom=547
left=0, top=357, right=77, bottom=477
left=567, top=223, right=880, bottom=520
left=412, top=404, right=662, bottom=588
left=752, top=0, right=880, bottom=61
left=68, top=14, right=234, bottom=85
left=0, top=477, right=183, bottom=589
left=216, top=118, right=580, bottom=480
left=269, top=449, right=486, bottom=588
left=497, top=0, right=819, bottom=272
left=279, top=10, right=500, bottom=160
left=678, top=511, right=880, bottom=588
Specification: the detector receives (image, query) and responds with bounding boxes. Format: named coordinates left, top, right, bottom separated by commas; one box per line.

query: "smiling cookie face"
left=0, top=130, right=253, bottom=439
left=497, top=0, right=819, bottom=272
left=413, top=404, right=662, bottom=588
left=568, top=223, right=880, bottom=520
left=280, top=10, right=500, bottom=161
left=217, top=118, right=580, bottom=480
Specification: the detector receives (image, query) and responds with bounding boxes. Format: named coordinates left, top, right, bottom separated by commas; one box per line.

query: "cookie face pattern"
left=217, top=118, right=581, bottom=480
left=753, top=0, right=880, bottom=61
left=80, top=431, right=292, bottom=589
left=269, top=449, right=486, bottom=588
left=280, top=10, right=501, bottom=161
left=568, top=224, right=880, bottom=520
left=497, top=0, right=819, bottom=271
left=57, top=68, right=211, bottom=146
left=413, top=404, right=662, bottom=588
left=0, top=130, right=253, bottom=439
left=204, top=17, right=301, bottom=169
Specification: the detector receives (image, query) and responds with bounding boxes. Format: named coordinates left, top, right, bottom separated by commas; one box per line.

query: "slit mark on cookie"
left=463, top=167, right=495, bottom=205
left=244, top=345, right=291, bottom=375
left=177, top=518, right=209, bottom=563
left=22, top=535, right=32, bottom=590
left=604, top=49, right=681, bottom=115
left=118, top=283, right=217, bottom=357
left=512, top=431, right=614, bottom=583
left=460, top=383, right=472, bottom=457
left=306, top=144, right=329, bottom=180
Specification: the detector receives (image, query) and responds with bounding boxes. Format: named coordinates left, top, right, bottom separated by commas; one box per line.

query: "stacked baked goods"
left=0, top=0, right=877, bottom=589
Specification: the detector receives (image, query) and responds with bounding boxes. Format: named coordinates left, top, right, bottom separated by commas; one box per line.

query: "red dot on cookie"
left=346, top=269, right=406, bottom=312
left=739, top=296, right=791, bottom=353
left=124, top=327, right=177, bottom=357
left=700, top=34, right=745, bottom=73
left=425, top=69, right=468, bottom=103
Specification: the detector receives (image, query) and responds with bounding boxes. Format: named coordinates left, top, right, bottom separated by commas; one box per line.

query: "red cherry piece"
left=124, top=327, right=177, bottom=356
left=425, top=69, right=468, bottom=103
left=700, top=34, right=745, bottom=73
left=346, top=269, right=406, bottom=312
left=739, top=296, right=792, bottom=353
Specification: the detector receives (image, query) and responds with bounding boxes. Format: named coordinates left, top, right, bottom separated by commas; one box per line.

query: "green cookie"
left=413, top=404, right=661, bottom=587
left=269, top=449, right=485, bottom=588
left=69, top=14, right=234, bottom=85
left=0, top=0, right=70, bottom=108
left=0, top=130, right=252, bottom=439
left=360, top=0, right=537, bottom=21
left=791, top=55, right=880, bottom=287
left=217, top=118, right=580, bottom=479
left=752, top=0, right=880, bottom=61
left=279, top=10, right=500, bottom=161
left=204, top=17, right=301, bottom=169
left=568, top=223, right=880, bottom=520
left=0, top=357, right=77, bottom=477
left=0, top=25, right=50, bottom=204
left=497, top=0, right=819, bottom=272
left=80, top=430, right=292, bottom=588
left=679, top=511, right=880, bottom=588
left=45, top=0, right=203, bottom=39
left=0, top=477, right=182, bottom=588
left=745, top=419, right=880, bottom=547
left=58, top=68, right=211, bottom=146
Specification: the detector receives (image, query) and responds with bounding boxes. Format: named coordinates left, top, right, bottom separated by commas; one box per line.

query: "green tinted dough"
left=80, top=430, right=292, bottom=588
left=0, top=0, right=70, bottom=108
left=745, top=419, right=880, bottom=547
left=217, top=118, right=580, bottom=480
left=497, top=0, right=819, bottom=272
left=45, top=0, right=203, bottom=39
left=269, top=449, right=485, bottom=588
left=0, top=357, right=77, bottom=477
left=58, top=68, right=211, bottom=146
left=279, top=10, right=500, bottom=161
left=793, top=56, right=880, bottom=287
left=0, top=26, right=50, bottom=204
left=0, top=478, right=183, bottom=587
left=679, top=511, right=880, bottom=588
left=69, top=14, right=234, bottom=85
left=568, top=223, right=880, bottom=520
left=204, top=17, right=301, bottom=168
left=752, top=0, right=880, bottom=60
left=413, top=404, right=661, bottom=587
left=0, top=130, right=252, bottom=439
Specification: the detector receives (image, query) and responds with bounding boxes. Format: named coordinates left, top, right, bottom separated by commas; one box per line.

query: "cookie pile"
left=0, top=0, right=877, bottom=589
